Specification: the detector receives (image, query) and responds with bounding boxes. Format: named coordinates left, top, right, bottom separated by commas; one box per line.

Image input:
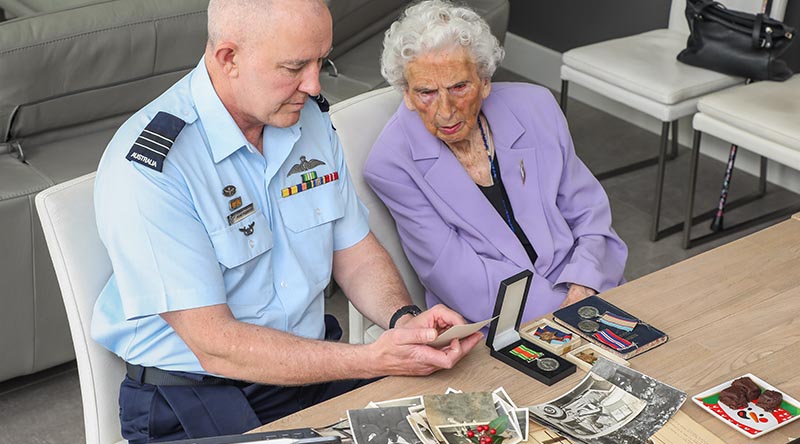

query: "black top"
left=477, top=153, right=538, bottom=266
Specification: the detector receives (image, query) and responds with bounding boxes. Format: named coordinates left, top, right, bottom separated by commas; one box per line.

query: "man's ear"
left=211, top=41, right=240, bottom=78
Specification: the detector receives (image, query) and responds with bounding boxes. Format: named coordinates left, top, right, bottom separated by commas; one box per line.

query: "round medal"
left=577, top=305, right=599, bottom=319
left=578, top=320, right=599, bottom=333
left=537, top=357, right=560, bottom=372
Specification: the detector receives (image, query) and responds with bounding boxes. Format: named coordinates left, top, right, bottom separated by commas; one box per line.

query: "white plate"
left=692, top=373, right=800, bottom=438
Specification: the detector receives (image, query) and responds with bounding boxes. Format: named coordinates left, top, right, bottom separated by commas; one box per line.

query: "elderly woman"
left=363, top=0, right=628, bottom=324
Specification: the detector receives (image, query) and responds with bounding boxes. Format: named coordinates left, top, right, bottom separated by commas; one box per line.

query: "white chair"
left=329, top=87, right=427, bottom=344
left=560, top=0, right=788, bottom=241
left=35, top=172, right=126, bottom=444
left=683, top=75, right=800, bottom=248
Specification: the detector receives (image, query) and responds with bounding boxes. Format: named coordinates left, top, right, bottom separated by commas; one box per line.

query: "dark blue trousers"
left=119, top=316, right=374, bottom=443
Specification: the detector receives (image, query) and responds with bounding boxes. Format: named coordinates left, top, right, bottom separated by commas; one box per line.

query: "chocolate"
left=731, top=377, right=761, bottom=401
left=756, top=390, right=783, bottom=411
left=719, top=386, right=749, bottom=409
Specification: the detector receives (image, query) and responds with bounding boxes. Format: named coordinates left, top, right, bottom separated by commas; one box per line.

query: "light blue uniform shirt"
left=92, top=59, right=369, bottom=373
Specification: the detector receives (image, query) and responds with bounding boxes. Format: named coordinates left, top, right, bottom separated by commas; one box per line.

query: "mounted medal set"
left=552, top=295, right=668, bottom=360
left=485, top=271, right=575, bottom=386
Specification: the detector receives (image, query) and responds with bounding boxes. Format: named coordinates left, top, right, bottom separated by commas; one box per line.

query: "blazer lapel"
left=399, top=105, right=531, bottom=270
left=483, top=94, right=556, bottom=272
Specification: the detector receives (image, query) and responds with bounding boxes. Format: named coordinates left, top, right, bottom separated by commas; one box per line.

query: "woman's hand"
left=559, top=283, right=597, bottom=308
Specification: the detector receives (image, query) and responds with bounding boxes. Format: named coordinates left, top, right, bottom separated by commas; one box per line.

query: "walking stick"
left=709, top=144, right=738, bottom=232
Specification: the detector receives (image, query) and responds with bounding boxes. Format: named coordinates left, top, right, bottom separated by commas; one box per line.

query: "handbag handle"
left=753, top=13, right=764, bottom=48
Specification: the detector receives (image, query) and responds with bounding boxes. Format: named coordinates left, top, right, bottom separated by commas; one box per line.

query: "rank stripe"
left=142, top=129, right=175, bottom=145
left=133, top=142, right=167, bottom=158
left=138, top=134, right=171, bottom=151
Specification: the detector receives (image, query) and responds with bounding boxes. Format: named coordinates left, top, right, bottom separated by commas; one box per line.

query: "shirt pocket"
left=209, top=211, right=273, bottom=269
left=278, top=184, right=345, bottom=286
left=279, top=183, right=345, bottom=233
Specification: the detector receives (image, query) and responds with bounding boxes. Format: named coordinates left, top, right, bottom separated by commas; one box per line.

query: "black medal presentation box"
left=486, top=270, right=575, bottom=386
left=552, top=295, right=668, bottom=360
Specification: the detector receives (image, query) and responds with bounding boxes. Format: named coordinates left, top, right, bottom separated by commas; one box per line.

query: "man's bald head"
left=207, top=0, right=329, bottom=49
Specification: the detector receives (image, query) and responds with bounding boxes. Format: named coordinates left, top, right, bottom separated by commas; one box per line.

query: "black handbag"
left=677, top=0, right=795, bottom=81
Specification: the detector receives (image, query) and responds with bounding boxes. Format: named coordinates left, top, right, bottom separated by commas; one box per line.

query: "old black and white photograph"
left=348, top=406, right=422, bottom=444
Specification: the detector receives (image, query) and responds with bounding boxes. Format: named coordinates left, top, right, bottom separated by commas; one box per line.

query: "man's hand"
left=368, top=304, right=483, bottom=377
left=559, top=283, right=597, bottom=308
left=393, top=304, right=464, bottom=333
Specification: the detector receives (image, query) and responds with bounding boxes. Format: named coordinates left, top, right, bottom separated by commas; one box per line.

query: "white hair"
left=381, top=0, right=505, bottom=89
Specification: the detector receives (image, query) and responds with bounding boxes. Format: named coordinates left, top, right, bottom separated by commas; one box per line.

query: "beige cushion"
left=696, top=76, right=800, bottom=153
left=562, top=29, right=741, bottom=106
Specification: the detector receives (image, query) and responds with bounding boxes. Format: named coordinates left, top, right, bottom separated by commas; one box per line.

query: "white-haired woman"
left=364, top=0, right=628, bottom=324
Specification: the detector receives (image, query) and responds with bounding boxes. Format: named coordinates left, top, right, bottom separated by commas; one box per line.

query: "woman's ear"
left=480, top=77, right=492, bottom=99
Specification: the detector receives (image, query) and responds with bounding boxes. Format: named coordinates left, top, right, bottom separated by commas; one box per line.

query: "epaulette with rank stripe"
left=312, top=94, right=330, bottom=112
left=126, top=111, right=186, bottom=172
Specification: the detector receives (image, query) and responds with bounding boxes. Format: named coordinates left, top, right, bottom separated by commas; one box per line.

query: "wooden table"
left=256, top=218, right=800, bottom=443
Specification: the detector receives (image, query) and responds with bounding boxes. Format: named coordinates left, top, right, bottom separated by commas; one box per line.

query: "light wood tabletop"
left=255, top=218, right=800, bottom=443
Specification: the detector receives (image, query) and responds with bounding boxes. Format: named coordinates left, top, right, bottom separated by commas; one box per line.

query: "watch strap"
left=389, top=304, right=422, bottom=329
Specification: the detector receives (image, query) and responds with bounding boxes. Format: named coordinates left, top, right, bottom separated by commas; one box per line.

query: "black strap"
left=765, top=0, right=774, bottom=16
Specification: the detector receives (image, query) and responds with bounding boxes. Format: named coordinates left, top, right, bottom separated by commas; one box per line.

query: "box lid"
left=486, top=270, right=532, bottom=351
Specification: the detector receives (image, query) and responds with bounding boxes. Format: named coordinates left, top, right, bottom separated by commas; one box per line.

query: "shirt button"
left=280, top=281, right=287, bottom=288
left=248, top=239, right=255, bottom=248
left=315, top=208, right=321, bottom=215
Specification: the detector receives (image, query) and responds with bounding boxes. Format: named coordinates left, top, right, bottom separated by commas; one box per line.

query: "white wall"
left=501, top=32, right=800, bottom=195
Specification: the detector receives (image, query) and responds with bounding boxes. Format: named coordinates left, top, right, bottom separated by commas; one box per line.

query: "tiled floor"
left=1, top=70, right=797, bottom=444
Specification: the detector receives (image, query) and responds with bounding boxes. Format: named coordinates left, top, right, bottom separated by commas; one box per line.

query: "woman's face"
left=403, top=46, right=491, bottom=145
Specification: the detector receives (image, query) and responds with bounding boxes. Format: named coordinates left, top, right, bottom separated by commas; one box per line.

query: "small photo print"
left=436, top=423, right=482, bottom=444
left=348, top=406, right=422, bottom=444
left=491, top=387, right=516, bottom=408
left=514, top=408, right=529, bottom=440
left=406, top=412, right=437, bottom=444
left=436, top=421, right=521, bottom=444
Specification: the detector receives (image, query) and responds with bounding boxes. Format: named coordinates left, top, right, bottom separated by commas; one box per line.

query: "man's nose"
left=298, top=63, right=322, bottom=97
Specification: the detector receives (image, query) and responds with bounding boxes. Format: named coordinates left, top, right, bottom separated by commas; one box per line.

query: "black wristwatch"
left=389, top=304, right=422, bottom=329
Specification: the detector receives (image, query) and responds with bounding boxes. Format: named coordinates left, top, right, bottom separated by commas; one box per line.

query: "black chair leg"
left=682, top=130, right=703, bottom=248
left=649, top=121, right=673, bottom=241
left=758, top=156, right=768, bottom=195
left=669, top=119, right=679, bottom=159
left=560, top=80, right=569, bottom=114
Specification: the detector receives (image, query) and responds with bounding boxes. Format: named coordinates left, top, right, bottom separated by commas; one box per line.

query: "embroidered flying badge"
left=287, top=155, right=326, bottom=176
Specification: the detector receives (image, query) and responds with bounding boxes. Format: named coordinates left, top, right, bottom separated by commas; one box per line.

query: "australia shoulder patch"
left=125, top=111, right=186, bottom=172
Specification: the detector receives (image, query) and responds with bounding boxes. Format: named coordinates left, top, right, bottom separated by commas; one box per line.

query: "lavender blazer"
left=364, top=83, right=627, bottom=324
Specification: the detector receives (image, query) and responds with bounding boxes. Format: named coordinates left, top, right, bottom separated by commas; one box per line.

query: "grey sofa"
left=0, top=0, right=509, bottom=382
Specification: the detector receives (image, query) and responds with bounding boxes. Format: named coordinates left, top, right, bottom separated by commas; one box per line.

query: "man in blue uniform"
left=92, top=0, right=483, bottom=442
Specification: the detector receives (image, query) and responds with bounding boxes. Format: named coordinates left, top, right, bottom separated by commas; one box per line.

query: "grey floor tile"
left=0, top=362, right=84, bottom=444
